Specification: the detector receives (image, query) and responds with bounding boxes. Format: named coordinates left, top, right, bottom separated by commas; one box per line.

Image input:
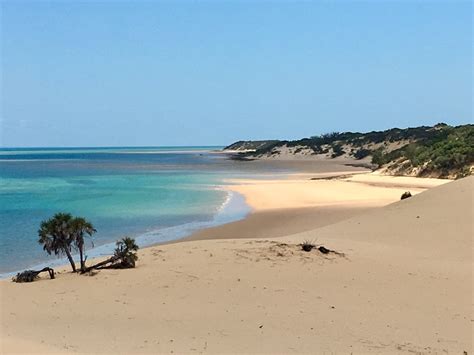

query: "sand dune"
left=1, top=176, right=471, bottom=353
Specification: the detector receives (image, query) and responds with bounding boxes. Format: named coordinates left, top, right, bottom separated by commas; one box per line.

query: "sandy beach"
left=1, top=171, right=471, bottom=354
left=3, top=0, right=472, bottom=352
left=187, top=172, right=448, bottom=242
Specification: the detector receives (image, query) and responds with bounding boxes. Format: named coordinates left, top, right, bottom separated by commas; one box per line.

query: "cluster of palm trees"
left=38, top=212, right=138, bottom=273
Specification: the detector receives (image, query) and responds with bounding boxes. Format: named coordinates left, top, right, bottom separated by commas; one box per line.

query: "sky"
left=0, top=0, right=472, bottom=147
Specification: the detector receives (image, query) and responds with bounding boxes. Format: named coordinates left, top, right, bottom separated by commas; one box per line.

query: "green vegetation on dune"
left=371, top=124, right=474, bottom=178
left=223, top=140, right=280, bottom=151
left=225, top=123, right=474, bottom=179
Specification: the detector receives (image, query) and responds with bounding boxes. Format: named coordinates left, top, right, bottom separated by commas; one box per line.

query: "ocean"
left=0, top=147, right=290, bottom=276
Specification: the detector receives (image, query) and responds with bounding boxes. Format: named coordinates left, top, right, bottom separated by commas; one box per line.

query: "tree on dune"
left=38, top=213, right=77, bottom=272
left=38, top=213, right=96, bottom=273
left=70, top=217, right=96, bottom=272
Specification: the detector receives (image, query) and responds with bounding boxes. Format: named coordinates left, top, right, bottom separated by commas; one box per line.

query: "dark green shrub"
left=400, top=191, right=412, bottom=200
left=354, top=148, right=371, bottom=160
left=331, top=144, right=344, bottom=158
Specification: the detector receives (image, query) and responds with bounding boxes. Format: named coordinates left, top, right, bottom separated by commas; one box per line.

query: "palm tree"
left=38, top=213, right=77, bottom=272
left=113, top=237, right=139, bottom=268
left=70, top=217, right=96, bottom=272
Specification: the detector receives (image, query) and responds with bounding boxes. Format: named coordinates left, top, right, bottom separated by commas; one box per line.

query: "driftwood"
left=12, top=267, right=55, bottom=283
left=317, top=246, right=331, bottom=254
left=317, top=246, right=345, bottom=257
left=82, top=256, right=136, bottom=273
left=82, top=256, right=114, bottom=273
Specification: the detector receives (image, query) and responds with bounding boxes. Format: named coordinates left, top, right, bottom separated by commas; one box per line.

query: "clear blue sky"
left=1, top=0, right=472, bottom=147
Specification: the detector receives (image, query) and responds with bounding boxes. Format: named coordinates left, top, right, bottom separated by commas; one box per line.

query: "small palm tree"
left=38, top=213, right=77, bottom=272
left=114, top=237, right=139, bottom=268
left=70, top=217, right=96, bottom=272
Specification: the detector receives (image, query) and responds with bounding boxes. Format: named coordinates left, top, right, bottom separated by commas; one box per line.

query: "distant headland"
left=224, top=123, right=474, bottom=179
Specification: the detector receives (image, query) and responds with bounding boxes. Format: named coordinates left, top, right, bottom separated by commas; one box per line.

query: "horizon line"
left=0, top=145, right=226, bottom=150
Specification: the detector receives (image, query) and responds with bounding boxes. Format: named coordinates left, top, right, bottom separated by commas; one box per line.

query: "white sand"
left=1, top=175, right=471, bottom=354
left=227, top=173, right=448, bottom=211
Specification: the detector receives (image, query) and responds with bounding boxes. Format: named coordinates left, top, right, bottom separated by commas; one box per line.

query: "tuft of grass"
left=300, top=240, right=316, bottom=252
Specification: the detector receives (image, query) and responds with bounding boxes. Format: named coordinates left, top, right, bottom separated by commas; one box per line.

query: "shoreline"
left=1, top=169, right=449, bottom=279
left=181, top=171, right=449, bottom=243
left=0, top=159, right=371, bottom=278
left=0, top=188, right=251, bottom=280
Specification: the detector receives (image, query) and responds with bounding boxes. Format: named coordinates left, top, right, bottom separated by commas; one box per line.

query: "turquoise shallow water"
left=0, top=147, right=289, bottom=276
